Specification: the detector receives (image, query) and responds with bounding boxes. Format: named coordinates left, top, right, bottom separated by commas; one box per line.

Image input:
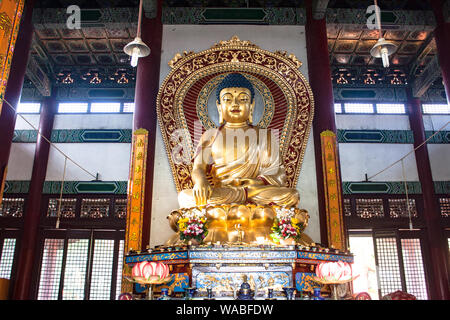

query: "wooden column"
left=430, top=0, right=450, bottom=104
left=407, top=92, right=449, bottom=300
left=0, top=0, right=35, bottom=203
left=13, top=90, right=57, bottom=300
left=305, top=0, right=347, bottom=249
left=132, top=0, right=163, bottom=250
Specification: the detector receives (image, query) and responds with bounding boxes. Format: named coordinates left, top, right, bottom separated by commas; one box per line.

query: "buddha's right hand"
left=193, top=178, right=212, bottom=206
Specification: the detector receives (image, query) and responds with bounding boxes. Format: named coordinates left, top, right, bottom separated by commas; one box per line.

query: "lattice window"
left=376, top=103, right=406, bottom=114
left=114, top=199, right=127, bottom=219
left=62, top=239, right=89, bottom=300
left=422, top=104, right=450, bottom=114
left=58, top=102, right=88, bottom=113
left=388, top=199, right=417, bottom=218
left=401, top=239, right=428, bottom=300
left=334, top=103, right=342, bottom=113
left=0, top=239, right=16, bottom=279
left=123, top=102, right=135, bottom=113
left=439, top=198, right=450, bottom=218
left=344, top=103, right=374, bottom=113
left=0, top=198, right=25, bottom=217
left=356, top=199, right=384, bottom=218
left=89, top=240, right=115, bottom=300
left=90, top=102, right=121, bottom=113
left=375, top=237, right=403, bottom=297
left=343, top=198, right=352, bottom=216
left=17, top=102, right=41, bottom=113
left=115, top=240, right=124, bottom=300
left=80, top=199, right=110, bottom=218
left=37, top=239, right=64, bottom=300
left=47, top=198, right=77, bottom=218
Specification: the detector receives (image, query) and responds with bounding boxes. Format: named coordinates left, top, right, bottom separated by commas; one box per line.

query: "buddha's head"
left=216, top=73, right=255, bottom=125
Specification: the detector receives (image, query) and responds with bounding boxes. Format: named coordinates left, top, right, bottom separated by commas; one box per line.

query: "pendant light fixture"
left=370, top=0, right=397, bottom=68
left=124, top=0, right=150, bottom=67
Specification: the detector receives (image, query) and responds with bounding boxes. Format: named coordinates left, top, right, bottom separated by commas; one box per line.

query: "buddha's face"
left=217, top=87, right=254, bottom=124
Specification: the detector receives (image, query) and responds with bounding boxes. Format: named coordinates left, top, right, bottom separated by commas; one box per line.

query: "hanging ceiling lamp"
left=124, top=0, right=150, bottom=67
left=370, top=0, right=397, bottom=68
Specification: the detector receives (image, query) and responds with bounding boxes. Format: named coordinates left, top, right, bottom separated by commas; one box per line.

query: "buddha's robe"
left=178, top=126, right=299, bottom=208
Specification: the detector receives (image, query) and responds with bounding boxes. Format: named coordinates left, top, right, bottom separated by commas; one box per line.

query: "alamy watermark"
left=66, top=5, right=81, bottom=30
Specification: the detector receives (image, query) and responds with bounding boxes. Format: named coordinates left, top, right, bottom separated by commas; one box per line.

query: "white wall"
left=5, top=114, right=41, bottom=180
left=150, top=24, right=321, bottom=246
left=45, top=143, right=131, bottom=181
left=14, top=114, right=41, bottom=130
left=6, top=143, right=36, bottom=180
left=338, top=144, right=419, bottom=182
left=336, top=114, right=411, bottom=130
left=53, top=114, right=133, bottom=130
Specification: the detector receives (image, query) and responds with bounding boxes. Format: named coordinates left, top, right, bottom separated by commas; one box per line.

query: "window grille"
left=0, top=198, right=25, bottom=217
left=355, top=198, right=384, bottom=218
left=115, top=240, right=124, bottom=300
left=422, top=104, right=450, bottom=114
left=89, top=239, right=115, bottom=300
left=0, top=239, right=16, bottom=279
left=47, top=198, right=77, bottom=218
left=58, top=102, right=88, bottom=113
left=62, top=239, right=89, bottom=300
left=334, top=103, right=342, bottom=113
left=343, top=103, right=374, bottom=113
left=80, top=199, right=110, bottom=218
left=123, top=102, right=135, bottom=113
left=37, top=239, right=64, bottom=300
left=17, top=102, right=41, bottom=113
left=401, top=239, right=428, bottom=300
left=376, top=103, right=406, bottom=114
left=388, top=199, right=417, bottom=218
left=439, top=198, right=450, bottom=218
left=90, top=102, right=121, bottom=113
left=114, top=199, right=127, bottom=219
left=375, top=237, right=403, bottom=297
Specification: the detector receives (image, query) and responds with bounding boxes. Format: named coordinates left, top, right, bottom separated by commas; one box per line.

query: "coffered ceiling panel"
left=87, top=39, right=111, bottom=52
left=59, top=29, right=84, bottom=39
left=66, top=40, right=90, bottom=53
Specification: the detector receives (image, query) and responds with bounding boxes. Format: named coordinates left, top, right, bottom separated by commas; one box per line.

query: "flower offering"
left=178, top=216, right=208, bottom=243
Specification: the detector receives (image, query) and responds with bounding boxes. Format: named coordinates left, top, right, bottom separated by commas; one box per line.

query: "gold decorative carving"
left=156, top=36, right=314, bottom=193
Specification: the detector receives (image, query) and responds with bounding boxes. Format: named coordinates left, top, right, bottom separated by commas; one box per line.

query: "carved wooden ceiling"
left=25, top=0, right=441, bottom=94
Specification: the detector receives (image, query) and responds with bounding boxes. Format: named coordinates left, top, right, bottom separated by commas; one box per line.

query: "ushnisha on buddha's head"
left=216, top=73, right=255, bottom=125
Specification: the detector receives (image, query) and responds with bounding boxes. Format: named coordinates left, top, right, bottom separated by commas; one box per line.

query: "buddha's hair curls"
left=216, top=73, right=255, bottom=103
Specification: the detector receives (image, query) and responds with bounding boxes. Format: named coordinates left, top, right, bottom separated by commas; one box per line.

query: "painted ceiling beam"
left=25, top=56, right=52, bottom=97
left=412, top=55, right=441, bottom=98
left=312, top=0, right=329, bottom=20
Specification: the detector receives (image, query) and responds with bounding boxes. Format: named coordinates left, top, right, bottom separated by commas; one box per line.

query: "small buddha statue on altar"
left=168, top=73, right=311, bottom=245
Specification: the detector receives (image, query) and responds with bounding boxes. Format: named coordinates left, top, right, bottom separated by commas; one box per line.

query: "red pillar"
left=430, top=0, right=450, bottom=104
left=13, top=90, right=58, bottom=300
left=407, top=93, right=450, bottom=300
left=0, top=0, right=35, bottom=196
left=305, top=0, right=345, bottom=247
left=133, top=0, right=163, bottom=250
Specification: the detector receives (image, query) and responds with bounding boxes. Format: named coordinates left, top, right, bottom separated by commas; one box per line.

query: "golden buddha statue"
left=167, top=73, right=311, bottom=245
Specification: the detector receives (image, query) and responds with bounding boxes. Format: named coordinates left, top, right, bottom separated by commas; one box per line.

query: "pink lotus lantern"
left=314, top=260, right=357, bottom=300
left=315, top=261, right=353, bottom=282
left=131, top=261, right=170, bottom=283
